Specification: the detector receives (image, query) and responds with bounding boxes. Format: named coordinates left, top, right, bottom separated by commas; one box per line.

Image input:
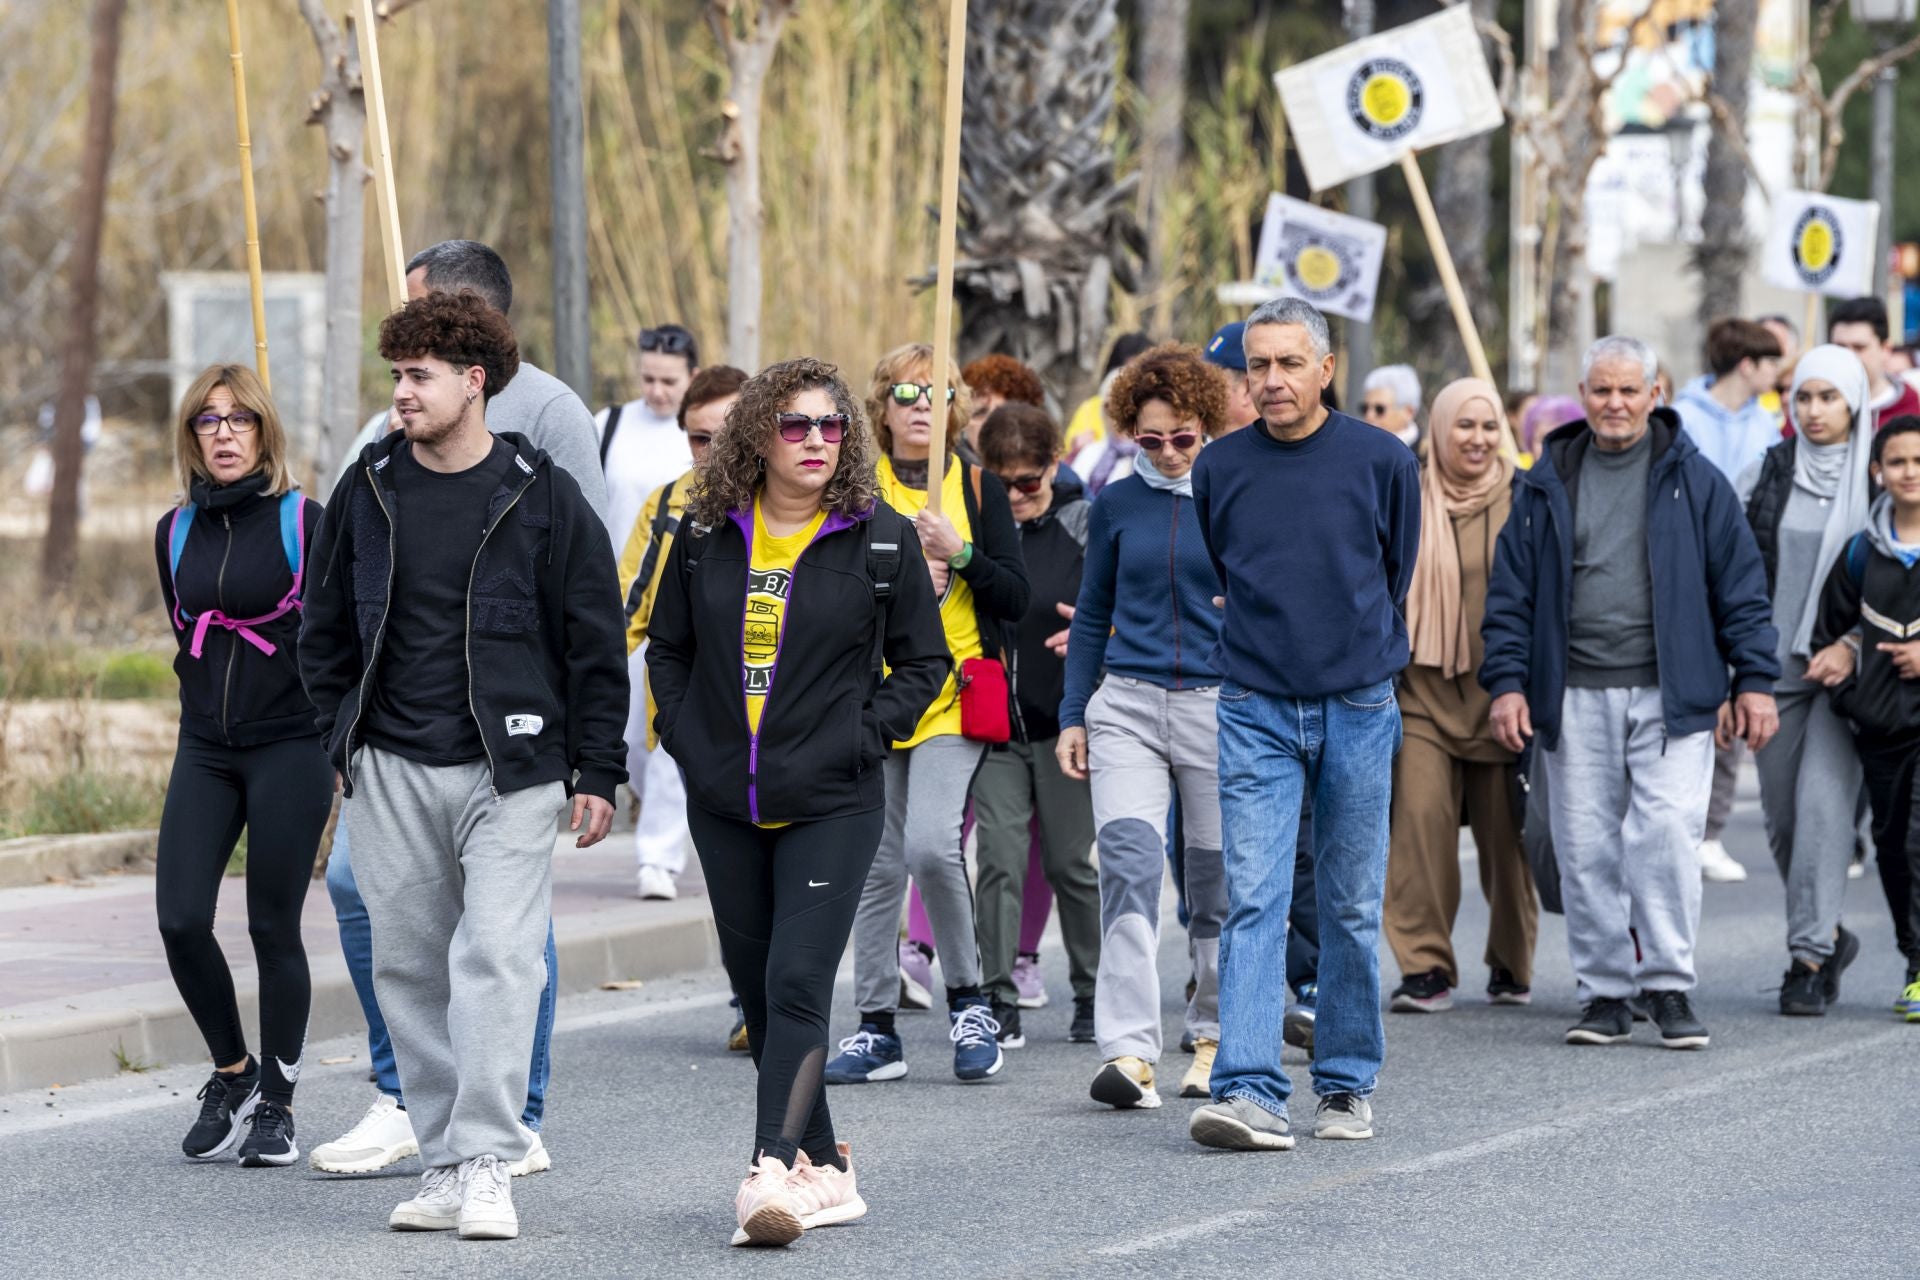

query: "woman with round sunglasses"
left=1057, top=342, right=1231, bottom=1110
left=648, top=358, right=949, bottom=1246
left=825, top=343, right=1030, bottom=1086
left=153, top=364, right=330, bottom=1167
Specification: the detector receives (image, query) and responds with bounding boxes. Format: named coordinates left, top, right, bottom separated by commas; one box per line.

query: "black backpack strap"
left=598, top=402, right=624, bottom=468
left=865, top=513, right=902, bottom=690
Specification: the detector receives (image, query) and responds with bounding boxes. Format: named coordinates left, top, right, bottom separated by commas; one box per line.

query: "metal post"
left=548, top=0, right=592, bottom=399
left=1343, top=0, right=1375, bottom=404
left=1873, top=55, right=1897, bottom=300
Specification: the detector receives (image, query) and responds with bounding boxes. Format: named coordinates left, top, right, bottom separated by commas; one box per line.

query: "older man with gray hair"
left=1481, top=334, right=1779, bottom=1052
left=1360, top=364, right=1422, bottom=448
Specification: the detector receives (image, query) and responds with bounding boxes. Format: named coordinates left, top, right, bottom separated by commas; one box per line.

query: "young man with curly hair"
left=300, top=291, right=629, bottom=1241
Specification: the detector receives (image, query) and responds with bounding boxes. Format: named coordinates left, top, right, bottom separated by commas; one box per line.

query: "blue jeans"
left=326, top=824, right=557, bottom=1130
left=1211, top=678, right=1399, bottom=1115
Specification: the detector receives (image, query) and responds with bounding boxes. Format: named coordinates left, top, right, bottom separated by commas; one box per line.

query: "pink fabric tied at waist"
left=185, top=602, right=300, bottom=660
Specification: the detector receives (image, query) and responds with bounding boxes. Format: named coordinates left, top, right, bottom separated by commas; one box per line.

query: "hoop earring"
left=756, top=456, right=766, bottom=472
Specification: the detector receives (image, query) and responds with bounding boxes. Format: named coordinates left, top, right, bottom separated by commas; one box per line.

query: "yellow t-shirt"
left=877, top=456, right=981, bottom=748
left=1063, top=394, right=1105, bottom=459
left=744, top=498, right=827, bottom=829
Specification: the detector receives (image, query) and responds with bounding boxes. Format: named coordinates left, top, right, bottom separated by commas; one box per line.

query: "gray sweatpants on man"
left=1085, top=678, right=1226, bottom=1063
left=1755, top=680, right=1864, bottom=966
left=852, top=734, right=987, bottom=1014
left=346, top=746, right=565, bottom=1169
left=1542, top=687, right=1714, bottom=1000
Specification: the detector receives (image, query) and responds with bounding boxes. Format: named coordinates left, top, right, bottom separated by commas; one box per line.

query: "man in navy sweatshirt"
left=1185, top=298, right=1420, bottom=1153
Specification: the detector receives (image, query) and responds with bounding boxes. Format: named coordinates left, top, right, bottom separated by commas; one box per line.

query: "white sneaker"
left=311, top=1094, right=418, bottom=1174
left=389, top=1163, right=465, bottom=1231
left=504, top=1125, right=551, bottom=1176
left=637, top=865, right=678, bottom=900
left=457, top=1154, right=518, bottom=1240
left=1698, top=839, right=1748, bottom=883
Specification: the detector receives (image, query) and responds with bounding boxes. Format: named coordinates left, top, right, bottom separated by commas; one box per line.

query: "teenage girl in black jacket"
left=152, top=365, right=330, bottom=1168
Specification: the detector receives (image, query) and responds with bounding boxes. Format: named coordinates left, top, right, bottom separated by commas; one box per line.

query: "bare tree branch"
left=374, top=0, right=430, bottom=22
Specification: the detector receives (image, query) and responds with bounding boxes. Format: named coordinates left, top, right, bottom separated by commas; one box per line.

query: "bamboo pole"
left=225, top=0, right=270, bottom=390
left=1399, top=152, right=1493, bottom=387
left=1804, top=291, right=1820, bottom=358
left=356, top=0, right=407, bottom=310
left=925, top=0, right=968, bottom=516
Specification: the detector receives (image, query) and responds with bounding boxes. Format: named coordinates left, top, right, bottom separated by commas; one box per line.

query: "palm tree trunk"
left=1138, top=0, right=1190, bottom=340
left=299, top=0, right=368, bottom=490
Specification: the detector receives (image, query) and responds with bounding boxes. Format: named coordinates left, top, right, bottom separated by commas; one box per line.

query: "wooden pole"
left=1803, top=291, right=1820, bottom=358
left=225, top=0, right=270, bottom=390
left=925, top=0, right=968, bottom=516
left=1399, top=151, right=1493, bottom=387
left=355, top=0, right=406, bottom=310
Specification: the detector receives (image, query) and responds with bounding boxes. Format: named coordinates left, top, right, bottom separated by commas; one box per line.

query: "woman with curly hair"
left=647, top=357, right=950, bottom=1247
left=1057, top=342, right=1232, bottom=1110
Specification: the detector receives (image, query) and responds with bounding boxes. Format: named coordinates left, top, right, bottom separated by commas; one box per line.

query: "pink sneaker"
left=788, top=1143, right=869, bottom=1229
left=1012, top=953, right=1049, bottom=1009
left=731, top=1155, right=803, bottom=1247
left=898, top=941, right=934, bottom=1010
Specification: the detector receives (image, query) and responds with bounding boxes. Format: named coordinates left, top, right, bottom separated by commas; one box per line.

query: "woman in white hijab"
left=1736, top=344, right=1876, bottom=1016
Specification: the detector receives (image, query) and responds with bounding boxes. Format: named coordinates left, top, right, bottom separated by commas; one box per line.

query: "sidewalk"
left=0, top=833, right=718, bottom=1096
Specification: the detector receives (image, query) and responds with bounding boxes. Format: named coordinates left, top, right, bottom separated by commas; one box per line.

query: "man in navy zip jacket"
left=1185, top=298, right=1420, bottom=1152
left=1482, top=334, right=1779, bottom=1053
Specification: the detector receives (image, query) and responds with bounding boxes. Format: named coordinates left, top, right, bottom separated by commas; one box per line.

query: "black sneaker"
left=1068, top=995, right=1095, bottom=1044
left=1627, top=994, right=1651, bottom=1022
left=1486, top=969, right=1532, bottom=1005
left=182, top=1063, right=260, bottom=1159
left=1389, top=969, right=1454, bottom=1013
left=1823, top=925, right=1862, bottom=1004
left=237, top=1099, right=299, bottom=1167
left=1645, top=989, right=1710, bottom=1049
left=1565, top=997, right=1633, bottom=1045
left=991, top=999, right=1025, bottom=1049
left=1779, top=961, right=1827, bottom=1017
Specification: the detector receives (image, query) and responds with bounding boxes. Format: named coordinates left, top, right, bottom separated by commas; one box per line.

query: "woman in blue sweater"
left=1057, top=343, right=1229, bottom=1110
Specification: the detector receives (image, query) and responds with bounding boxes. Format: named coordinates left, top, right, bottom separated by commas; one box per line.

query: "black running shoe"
left=1486, top=969, right=1532, bottom=1005
left=1779, top=961, right=1827, bottom=1017
left=1645, top=989, right=1710, bottom=1049
left=1068, top=995, right=1095, bottom=1044
left=238, top=1099, right=299, bottom=1167
left=1389, top=969, right=1454, bottom=1013
left=1565, top=997, right=1633, bottom=1045
left=1823, top=925, right=1861, bottom=1004
left=182, top=1064, right=260, bottom=1160
left=991, top=999, right=1025, bottom=1049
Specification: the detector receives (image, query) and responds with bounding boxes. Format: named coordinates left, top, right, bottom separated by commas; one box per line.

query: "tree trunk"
left=41, top=0, right=125, bottom=595
left=708, top=1, right=796, bottom=373
left=1137, top=0, right=1189, bottom=340
left=1694, top=0, right=1755, bottom=339
left=548, top=0, right=592, bottom=399
left=301, top=1, right=368, bottom=490
left=1544, top=0, right=1596, bottom=391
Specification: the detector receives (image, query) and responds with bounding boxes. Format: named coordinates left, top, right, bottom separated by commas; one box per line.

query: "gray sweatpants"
left=1085, top=678, right=1225, bottom=1063
left=1755, top=681, right=1863, bottom=966
left=1542, top=686, right=1714, bottom=1000
left=346, top=746, right=565, bottom=1169
left=852, top=734, right=986, bottom=1014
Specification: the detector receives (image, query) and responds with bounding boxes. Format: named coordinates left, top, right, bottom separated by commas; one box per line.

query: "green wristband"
left=948, top=541, right=974, bottom=570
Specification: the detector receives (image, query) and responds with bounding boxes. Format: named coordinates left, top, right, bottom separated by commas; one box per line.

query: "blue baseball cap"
left=1205, top=322, right=1247, bottom=372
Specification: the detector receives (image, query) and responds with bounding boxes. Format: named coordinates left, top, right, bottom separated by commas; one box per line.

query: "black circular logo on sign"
left=1790, top=205, right=1844, bottom=288
left=1346, top=58, right=1424, bottom=142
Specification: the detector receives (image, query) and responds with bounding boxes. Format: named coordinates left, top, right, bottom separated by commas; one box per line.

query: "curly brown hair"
left=688, top=357, right=879, bottom=525
left=377, top=290, right=520, bottom=401
left=962, top=354, right=1046, bottom=408
left=1104, top=342, right=1230, bottom=437
left=867, top=343, right=971, bottom=457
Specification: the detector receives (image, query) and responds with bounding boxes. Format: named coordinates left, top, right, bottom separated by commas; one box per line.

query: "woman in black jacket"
left=152, top=364, right=330, bottom=1168
left=647, top=357, right=948, bottom=1247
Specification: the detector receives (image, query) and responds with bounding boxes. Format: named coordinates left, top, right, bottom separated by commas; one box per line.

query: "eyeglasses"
left=191, top=411, right=261, bottom=436
left=1359, top=402, right=1392, bottom=418
left=775, top=412, right=849, bottom=443
left=995, top=471, right=1049, bottom=495
left=1135, top=432, right=1198, bottom=453
left=639, top=327, right=694, bottom=356
left=889, top=382, right=955, bottom=406
left=685, top=433, right=714, bottom=449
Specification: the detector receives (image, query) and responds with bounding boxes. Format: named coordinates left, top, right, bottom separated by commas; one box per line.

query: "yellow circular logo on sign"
left=1361, top=74, right=1411, bottom=128
left=1791, top=206, right=1845, bottom=287
left=1346, top=57, right=1425, bottom=142
left=1798, top=222, right=1835, bottom=273
left=1294, top=245, right=1343, bottom=292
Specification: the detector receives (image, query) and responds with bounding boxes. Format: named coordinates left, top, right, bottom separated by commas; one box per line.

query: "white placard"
left=1761, top=189, right=1880, bottom=299
left=1251, top=193, right=1388, bottom=322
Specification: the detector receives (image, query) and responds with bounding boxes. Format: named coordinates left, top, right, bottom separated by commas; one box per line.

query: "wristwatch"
left=948, top=541, right=974, bottom=570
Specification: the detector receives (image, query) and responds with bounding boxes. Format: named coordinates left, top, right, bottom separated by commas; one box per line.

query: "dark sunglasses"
left=1360, top=402, right=1392, bottom=418
left=639, top=327, right=694, bottom=356
left=776, top=412, right=849, bottom=443
left=889, top=381, right=955, bottom=406
left=192, top=411, right=261, bottom=436
left=995, top=470, right=1048, bottom=495
left=1135, top=432, right=1198, bottom=453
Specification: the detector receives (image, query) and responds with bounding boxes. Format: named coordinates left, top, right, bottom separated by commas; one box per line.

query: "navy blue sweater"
left=1059, top=474, right=1223, bottom=730
left=1192, top=412, right=1421, bottom=698
left=1480, top=412, right=1779, bottom=750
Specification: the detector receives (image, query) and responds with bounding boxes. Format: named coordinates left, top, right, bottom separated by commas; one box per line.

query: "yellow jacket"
left=617, top=468, right=693, bottom=749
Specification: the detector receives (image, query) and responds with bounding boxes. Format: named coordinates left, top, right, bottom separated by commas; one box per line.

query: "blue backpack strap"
left=167, top=503, right=197, bottom=626
left=279, top=491, right=303, bottom=575
left=1847, top=531, right=1868, bottom=588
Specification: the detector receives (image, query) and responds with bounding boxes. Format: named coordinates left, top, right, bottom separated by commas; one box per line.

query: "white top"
left=595, top=398, right=692, bottom=556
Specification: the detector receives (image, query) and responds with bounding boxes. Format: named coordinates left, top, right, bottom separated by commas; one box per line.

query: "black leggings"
left=1858, top=737, right=1920, bottom=969
left=156, top=731, right=333, bottom=1104
left=687, top=803, right=884, bottom=1169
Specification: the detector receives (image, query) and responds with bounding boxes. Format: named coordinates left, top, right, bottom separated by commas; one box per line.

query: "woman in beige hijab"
left=1384, top=377, right=1539, bottom=1013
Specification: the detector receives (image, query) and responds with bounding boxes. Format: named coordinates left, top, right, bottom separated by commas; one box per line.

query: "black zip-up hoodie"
left=155, top=474, right=324, bottom=747
left=646, top=499, right=950, bottom=825
left=1004, top=474, right=1090, bottom=743
left=1816, top=492, right=1920, bottom=746
left=298, top=429, right=629, bottom=801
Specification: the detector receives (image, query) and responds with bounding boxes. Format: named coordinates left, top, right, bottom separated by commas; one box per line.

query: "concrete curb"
left=0, top=898, right=720, bottom=1096
left=0, top=830, right=159, bottom=890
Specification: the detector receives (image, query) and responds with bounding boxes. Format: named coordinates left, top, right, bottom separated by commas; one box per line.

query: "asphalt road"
left=3, top=794, right=1916, bottom=1279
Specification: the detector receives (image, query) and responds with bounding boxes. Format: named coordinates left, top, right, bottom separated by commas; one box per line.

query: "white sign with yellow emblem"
left=1762, top=189, right=1879, bottom=298
left=1274, top=4, right=1504, bottom=193
left=1252, top=193, right=1388, bottom=323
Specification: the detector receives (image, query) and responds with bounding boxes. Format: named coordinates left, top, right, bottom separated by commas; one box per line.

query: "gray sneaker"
left=1313, top=1093, right=1374, bottom=1140
left=1188, top=1097, right=1295, bottom=1151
